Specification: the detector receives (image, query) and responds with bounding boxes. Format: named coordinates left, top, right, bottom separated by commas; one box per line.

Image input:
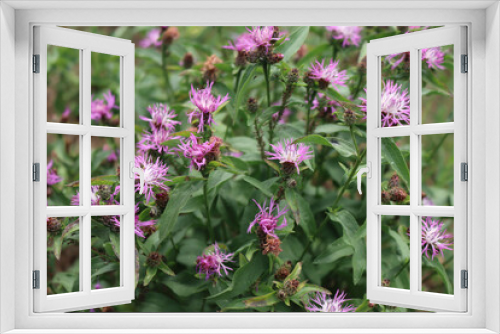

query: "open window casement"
left=33, top=26, right=136, bottom=312
left=363, top=26, right=467, bottom=312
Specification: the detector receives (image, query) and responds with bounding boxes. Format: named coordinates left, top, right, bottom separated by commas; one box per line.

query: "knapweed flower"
left=112, top=204, right=156, bottom=238
left=139, top=28, right=162, bottom=48
left=421, top=217, right=453, bottom=260
left=135, top=154, right=170, bottom=203
left=137, top=128, right=179, bottom=155
left=91, top=91, right=117, bottom=121
left=187, top=81, right=229, bottom=132
left=47, top=160, right=62, bottom=185
left=385, top=52, right=409, bottom=70
left=248, top=197, right=288, bottom=238
left=266, top=139, right=314, bottom=175
left=360, top=81, right=410, bottom=127
left=223, top=26, right=286, bottom=53
left=140, top=104, right=181, bottom=133
left=177, top=134, right=217, bottom=170
left=305, top=290, right=356, bottom=313
left=196, top=243, right=234, bottom=280
left=308, top=59, right=348, bottom=90
left=422, top=47, right=445, bottom=70
left=326, top=26, right=362, bottom=47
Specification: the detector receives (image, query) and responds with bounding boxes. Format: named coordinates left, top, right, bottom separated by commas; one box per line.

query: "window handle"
left=130, top=162, right=145, bottom=195
left=356, top=162, right=371, bottom=195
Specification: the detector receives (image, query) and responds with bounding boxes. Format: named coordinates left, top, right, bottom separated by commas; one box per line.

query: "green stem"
left=161, top=44, right=172, bottom=101
left=254, top=116, right=266, bottom=160
left=235, top=67, right=243, bottom=92
left=352, top=69, right=365, bottom=99
left=203, top=180, right=215, bottom=244
left=262, top=63, right=271, bottom=107
left=392, top=259, right=410, bottom=280
left=350, top=125, right=360, bottom=155
left=427, top=133, right=449, bottom=161
left=306, top=90, right=317, bottom=135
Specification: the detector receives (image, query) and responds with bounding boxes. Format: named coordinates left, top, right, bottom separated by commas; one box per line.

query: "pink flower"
left=326, top=26, right=362, bottom=47
left=422, top=47, right=445, bottom=70
left=272, top=103, right=292, bottom=125
left=112, top=204, right=156, bottom=238
left=247, top=197, right=288, bottom=238
left=139, top=28, right=162, bottom=48
left=360, top=81, right=410, bottom=127
left=177, top=134, right=217, bottom=170
left=196, top=243, right=234, bottom=280
left=305, top=290, right=356, bottom=313
left=140, top=104, right=181, bottom=133
left=91, top=91, right=117, bottom=121
left=266, top=139, right=314, bottom=175
left=47, top=160, right=62, bottom=185
left=421, top=217, right=453, bottom=260
left=187, top=82, right=229, bottom=133
left=135, top=154, right=170, bottom=203
left=137, top=128, right=179, bottom=155
left=308, top=59, right=348, bottom=90
left=223, top=26, right=286, bottom=52
left=313, top=92, right=341, bottom=120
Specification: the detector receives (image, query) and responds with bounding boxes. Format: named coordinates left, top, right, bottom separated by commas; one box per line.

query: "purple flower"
left=187, top=82, right=229, bottom=133
left=223, top=26, right=286, bottom=52
left=305, top=290, right=356, bottom=313
left=91, top=91, right=117, bottom=121
left=47, top=160, right=62, bottom=185
left=326, top=26, right=362, bottom=47
left=139, top=28, right=162, bottom=48
left=379, top=80, right=410, bottom=127
left=112, top=204, right=156, bottom=238
left=196, top=243, right=234, bottom=280
left=313, top=92, right=341, bottom=120
left=272, top=103, right=292, bottom=125
left=422, top=196, right=435, bottom=206
left=422, top=47, right=445, bottom=70
left=308, top=59, right=348, bottom=90
left=266, top=139, right=314, bottom=175
left=385, top=52, right=409, bottom=70
left=421, top=217, right=453, bottom=260
left=247, top=197, right=288, bottom=238
left=177, top=133, right=217, bottom=170
left=140, top=104, right=181, bottom=133
left=137, top=128, right=179, bottom=155
left=135, top=154, right=170, bottom=203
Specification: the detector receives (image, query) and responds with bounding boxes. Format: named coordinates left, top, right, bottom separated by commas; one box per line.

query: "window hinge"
left=33, top=163, right=40, bottom=182
left=461, top=54, right=468, bottom=73
left=461, top=270, right=468, bottom=289
left=33, top=270, right=40, bottom=289
left=461, top=162, right=468, bottom=181
left=33, top=54, right=40, bottom=73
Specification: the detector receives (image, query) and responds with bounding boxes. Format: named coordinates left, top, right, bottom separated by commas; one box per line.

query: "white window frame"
left=1, top=1, right=499, bottom=333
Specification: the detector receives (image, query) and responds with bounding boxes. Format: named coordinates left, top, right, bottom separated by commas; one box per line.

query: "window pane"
left=381, top=137, right=410, bottom=205
left=420, top=216, right=454, bottom=294
left=47, top=45, right=80, bottom=124
left=421, top=45, right=454, bottom=124
left=421, top=134, right=454, bottom=206
left=91, top=215, right=121, bottom=289
left=381, top=215, right=410, bottom=290
left=380, top=53, right=410, bottom=127
left=47, top=134, right=80, bottom=206
left=90, top=137, right=120, bottom=206
left=91, top=52, right=120, bottom=127
left=47, top=216, right=80, bottom=295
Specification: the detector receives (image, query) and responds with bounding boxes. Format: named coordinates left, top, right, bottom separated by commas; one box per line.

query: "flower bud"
left=182, top=52, right=194, bottom=69
left=274, top=266, right=291, bottom=281
left=247, top=97, right=258, bottom=113
left=271, top=26, right=281, bottom=43
left=97, top=185, right=112, bottom=202
left=381, top=191, right=391, bottom=204
left=261, top=235, right=282, bottom=256
left=161, top=27, right=180, bottom=45
left=155, top=191, right=170, bottom=211
left=284, top=279, right=300, bottom=296
left=246, top=50, right=259, bottom=63
left=286, top=179, right=297, bottom=188
left=47, top=217, right=62, bottom=233
left=287, top=68, right=299, bottom=83
left=343, top=108, right=356, bottom=126
left=382, top=279, right=391, bottom=287
left=235, top=51, right=247, bottom=67
left=389, top=187, right=407, bottom=202
left=282, top=162, right=297, bottom=176
left=267, top=53, right=284, bottom=65
left=146, top=251, right=162, bottom=267
left=388, top=174, right=399, bottom=188
left=277, top=289, right=287, bottom=300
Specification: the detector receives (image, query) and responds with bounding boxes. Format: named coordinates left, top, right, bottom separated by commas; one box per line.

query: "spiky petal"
left=47, top=160, right=62, bottom=185
left=187, top=81, right=229, bottom=133
left=248, top=197, right=288, bottom=238
left=223, top=26, right=286, bottom=52
left=422, top=47, right=445, bottom=70
left=112, top=204, right=156, bottom=238
left=421, top=217, right=453, bottom=260
left=305, top=290, right=356, bottom=313
left=140, top=104, right=181, bottom=133
left=266, top=139, right=314, bottom=175
left=326, top=26, right=362, bottom=47
left=134, top=154, right=170, bottom=203
left=196, top=243, right=234, bottom=280
left=177, top=133, right=217, bottom=171
left=308, top=59, right=348, bottom=90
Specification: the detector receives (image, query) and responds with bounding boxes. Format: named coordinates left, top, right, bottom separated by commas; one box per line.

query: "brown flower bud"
left=286, top=179, right=297, bottom=188
left=182, top=52, right=194, bottom=69
left=146, top=251, right=162, bottom=267
left=277, top=289, right=287, bottom=300
left=271, top=26, right=281, bottom=43
left=389, top=187, right=407, bottom=202
left=235, top=51, right=247, bottom=67
left=274, top=266, right=291, bottom=281
left=267, top=53, right=284, bottom=65
left=161, top=27, right=180, bottom=45
left=287, top=68, right=299, bottom=83
left=246, top=50, right=259, bottom=63
left=97, top=185, right=112, bottom=202
left=47, top=217, right=62, bottom=233
left=382, top=279, right=391, bottom=287
left=282, top=162, right=297, bottom=175
left=318, top=78, right=330, bottom=90
left=261, top=235, right=282, bottom=256
left=284, top=279, right=300, bottom=296
left=247, top=97, right=258, bottom=113
left=343, top=108, right=356, bottom=125
left=202, top=54, right=223, bottom=82
left=155, top=191, right=170, bottom=211
left=388, top=174, right=399, bottom=188
left=381, top=191, right=391, bottom=204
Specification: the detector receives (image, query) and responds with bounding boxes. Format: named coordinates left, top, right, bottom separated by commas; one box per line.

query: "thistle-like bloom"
left=177, top=133, right=217, bottom=170
left=135, top=154, right=170, bottom=203
left=305, top=290, right=356, bottom=313
left=187, top=81, right=229, bottom=132
left=91, top=91, right=117, bottom=121
left=140, top=104, right=181, bottom=133
left=421, top=217, right=453, bottom=260
left=326, top=26, right=362, bottom=47
left=266, top=139, right=314, bottom=175
left=137, top=128, right=179, bottom=155
left=47, top=160, right=62, bottom=185
left=112, top=204, right=156, bottom=238
left=361, top=81, right=410, bottom=127
left=223, top=26, right=286, bottom=52
left=422, top=47, right=445, bottom=70
left=196, top=243, right=234, bottom=280
left=139, top=28, right=162, bottom=48
left=308, top=59, right=348, bottom=90
left=248, top=197, right=288, bottom=238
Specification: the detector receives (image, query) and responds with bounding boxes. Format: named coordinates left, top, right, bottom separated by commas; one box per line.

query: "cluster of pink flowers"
left=386, top=47, right=445, bottom=70
left=91, top=91, right=117, bottom=122
left=177, top=134, right=217, bottom=170
left=326, top=26, right=362, bottom=47
left=196, top=243, right=234, bottom=280
left=421, top=217, right=453, bottom=260
left=247, top=197, right=288, bottom=238
left=223, top=26, right=286, bottom=53
left=137, top=104, right=181, bottom=155
left=305, top=290, right=356, bottom=313
left=266, top=139, right=314, bottom=175
left=134, top=154, right=170, bottom=203
left=187, top=81, right=229, bottom=133
left=112, top=204, right=156, bottom=238
left=47, top=160, right=62, bottom=186
left=308, top=59, right=348, bottom=90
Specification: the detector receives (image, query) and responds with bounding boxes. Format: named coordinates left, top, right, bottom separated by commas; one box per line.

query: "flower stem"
left=161, top=44, right=173, bottom=101
left=254, top=115, right=266, bottom=160
left=306, top=90, right=318, bottom=135
left=262, top=63, right=271, bottom=108
left=203, top=180, right=215, bottom=244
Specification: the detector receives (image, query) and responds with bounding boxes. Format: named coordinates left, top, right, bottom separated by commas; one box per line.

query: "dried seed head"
left=247, top=97, right=258, bottom=113
left=277, top=289, right=287, bottom=300
left=142, top=224, right=157, bottom=238
left=287, top=68, right=300, bottom=83
left=146, top=251, right=162, bottom=267
left=261, top=235, right=283, bottom=256
left=284, top=279, right=300, bottom=296
left=381, top=190, right=391, bottom=204
left=274, top=266, right=291, bottom=281
left=202, top=55, right=223, bottom=82
left=343, top=108, right=356, bottom=126
left=182, top=52, right=194, bottom=69
left=388, top=174, right=400, bottom=188
left=389, top=187, right=407, bottom=202
left=47, top=217, right=62, bottom=233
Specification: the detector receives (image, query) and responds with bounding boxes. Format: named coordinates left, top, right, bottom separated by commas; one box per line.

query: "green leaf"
left=53, top=236, right=62, bottom=261
left=381, top=137, right=410, bottom=187
left=91, top=262, right=119, bottom=278
left=233, top=64, right=257, bottom=121
left=287, top=262, right=302, bottom=281
left=158, top=261, right=175, bottom=276
left=164, top=175, right=205, bottom=187
left=294, top=134, right=333, bottom=148
left=163, top=272, right=208, bottom=297
left=423, top=257, right=453, bottom=294
left=352, top=238, right=366, bottom=285
left=330, top=137, right=356, bottom=157
left=296, top=43, right=330, bottom=68
left=207, top=253, right=267, bottom=301
left=144, top=266, right=158, bottom=286
left=313, top=238, right=354, bottom=264
left=67, top=175, right=118, bottom=188
left=221, top=292, right=280, bottom=311
left=314, top=124, right=350, bottom=134
left=109, top=232, right=120, bottom=259
left=285, top=189, right=316, bottom=239
left=291, top=284, right=331, bottom=301
left=220, top=156, right=249, bottom=172
left=54, top=220, right=80, bottom=260
left=275, top=26, right=310, bottom=62
left=324, top=87, right=352, bottom=104
left=207, top=170, right=234, bottom=191
left=384, top=225, right=410, bottom=260
left=241, top=175, right=273, bottom=197
left=327, top=210, right=359, bottom=245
